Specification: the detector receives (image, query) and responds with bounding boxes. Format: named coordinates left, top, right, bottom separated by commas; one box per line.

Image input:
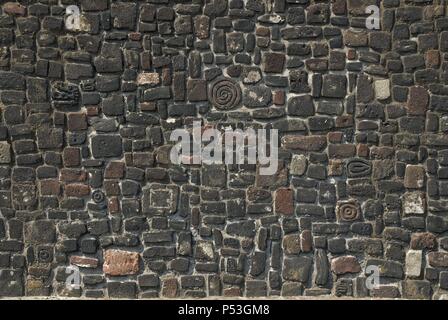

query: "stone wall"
left=0, top=0, right=448, bottom=299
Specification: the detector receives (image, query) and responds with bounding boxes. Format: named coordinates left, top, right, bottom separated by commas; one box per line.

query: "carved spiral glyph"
left=210, top=79, right=241, bottom=110
left=339, top=203, right=358, bottom=221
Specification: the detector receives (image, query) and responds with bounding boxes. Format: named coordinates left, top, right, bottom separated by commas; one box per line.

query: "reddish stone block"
left=103, top=250, right=140, bottom=276
left=332, top=0, right=347, bottom=15
left=128, top=32, right=142, bottom=41
left=86, top=106, right=99, bottom=116
left=410, top=232, right=437, bottom=250
left=357, top=144, right=370, bottom=158
left=104, top=161, right=125, bottom=179
left=67, top=113, right=87, bottom=131
left=63, top=147, right=81, bottom=167
left=3, top=2, right=26, bottom=16
left=283, top=234, right=301, bottom=254
left=273, top=90, right=285, bottom=105
left=328, top=132, right=343, bottom=143
left=65, top=184, right=90, bottom=197
left=256, top=26, right=270, bottom=37
left=426, top=49, right=440, bottom=68
left=223, top=287, right=242, bottom=297
left=331, top=256, right=361, bottom=275
left=60, top=169, right=87, bottom=182
left=140, top=102, right=156, bottom=111
left=161, top=278, right=178, bottom=298
left=275, top=188, right=294, bottom=215
left=103, top=180, right=121, bottom=196
left=39, top=180, right=61, bottom=196
left=108, top=197, right=120, bottom=214
left=264, top=52, right=285, bottom=73
left=347, top=48, right=357, bottom=60
left=300, top=230, right=313, bottom=253
left=407, top=86, right=428, bottom=116
left=428, top=252, right=448, bottom=268
left=335, top=115, right=354, bottom=128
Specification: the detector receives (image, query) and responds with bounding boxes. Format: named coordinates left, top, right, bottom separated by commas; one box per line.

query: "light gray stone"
left=290, top=154, right=307, bottom=176
left=374, top=79, right=390, bottom=100
left=403, top=192, right=426, bottom=215
left=405, top=250, right=422, bottom=277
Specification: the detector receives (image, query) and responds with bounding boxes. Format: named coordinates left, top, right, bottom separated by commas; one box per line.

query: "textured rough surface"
left=103, top=250, right=140, bottom=276
left=0, top=0, right=448, bottom=300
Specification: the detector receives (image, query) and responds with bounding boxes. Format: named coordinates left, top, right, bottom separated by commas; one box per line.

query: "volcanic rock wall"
left=0, top=0, right=448, bottom=299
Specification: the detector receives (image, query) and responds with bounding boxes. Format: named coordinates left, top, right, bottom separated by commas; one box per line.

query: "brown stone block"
left=103, top=249, right=140, bottom=276
left=274, top=188, right=294, bottom=215
left=331, top=256, right=361, bottom=275
left=65, top=184, right=90, bottom=197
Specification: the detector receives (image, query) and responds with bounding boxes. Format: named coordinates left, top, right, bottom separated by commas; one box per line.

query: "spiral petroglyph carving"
left=92, top=190, right=105, bottom=203
left=210, top=79, right=241, bottom=110
left=337, top=201, right=360, bottom=222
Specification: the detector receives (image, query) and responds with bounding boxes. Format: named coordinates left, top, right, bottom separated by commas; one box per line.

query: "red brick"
left=331, top=256, right=361, bottom=275
left=275, top=188, right=294, bottom=215
left=60, top=169, right=87, bottom=182
left=104, top=161, right=125, bottom=179
left=65, top=184, right=90, bottom=197
left=39, top=180, right=61, bottom=196
left=273, top=90, right=285, bottom=105
left=103, top=250, right=140, bottom=276
left=63, top=147, right=81, bottom=167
